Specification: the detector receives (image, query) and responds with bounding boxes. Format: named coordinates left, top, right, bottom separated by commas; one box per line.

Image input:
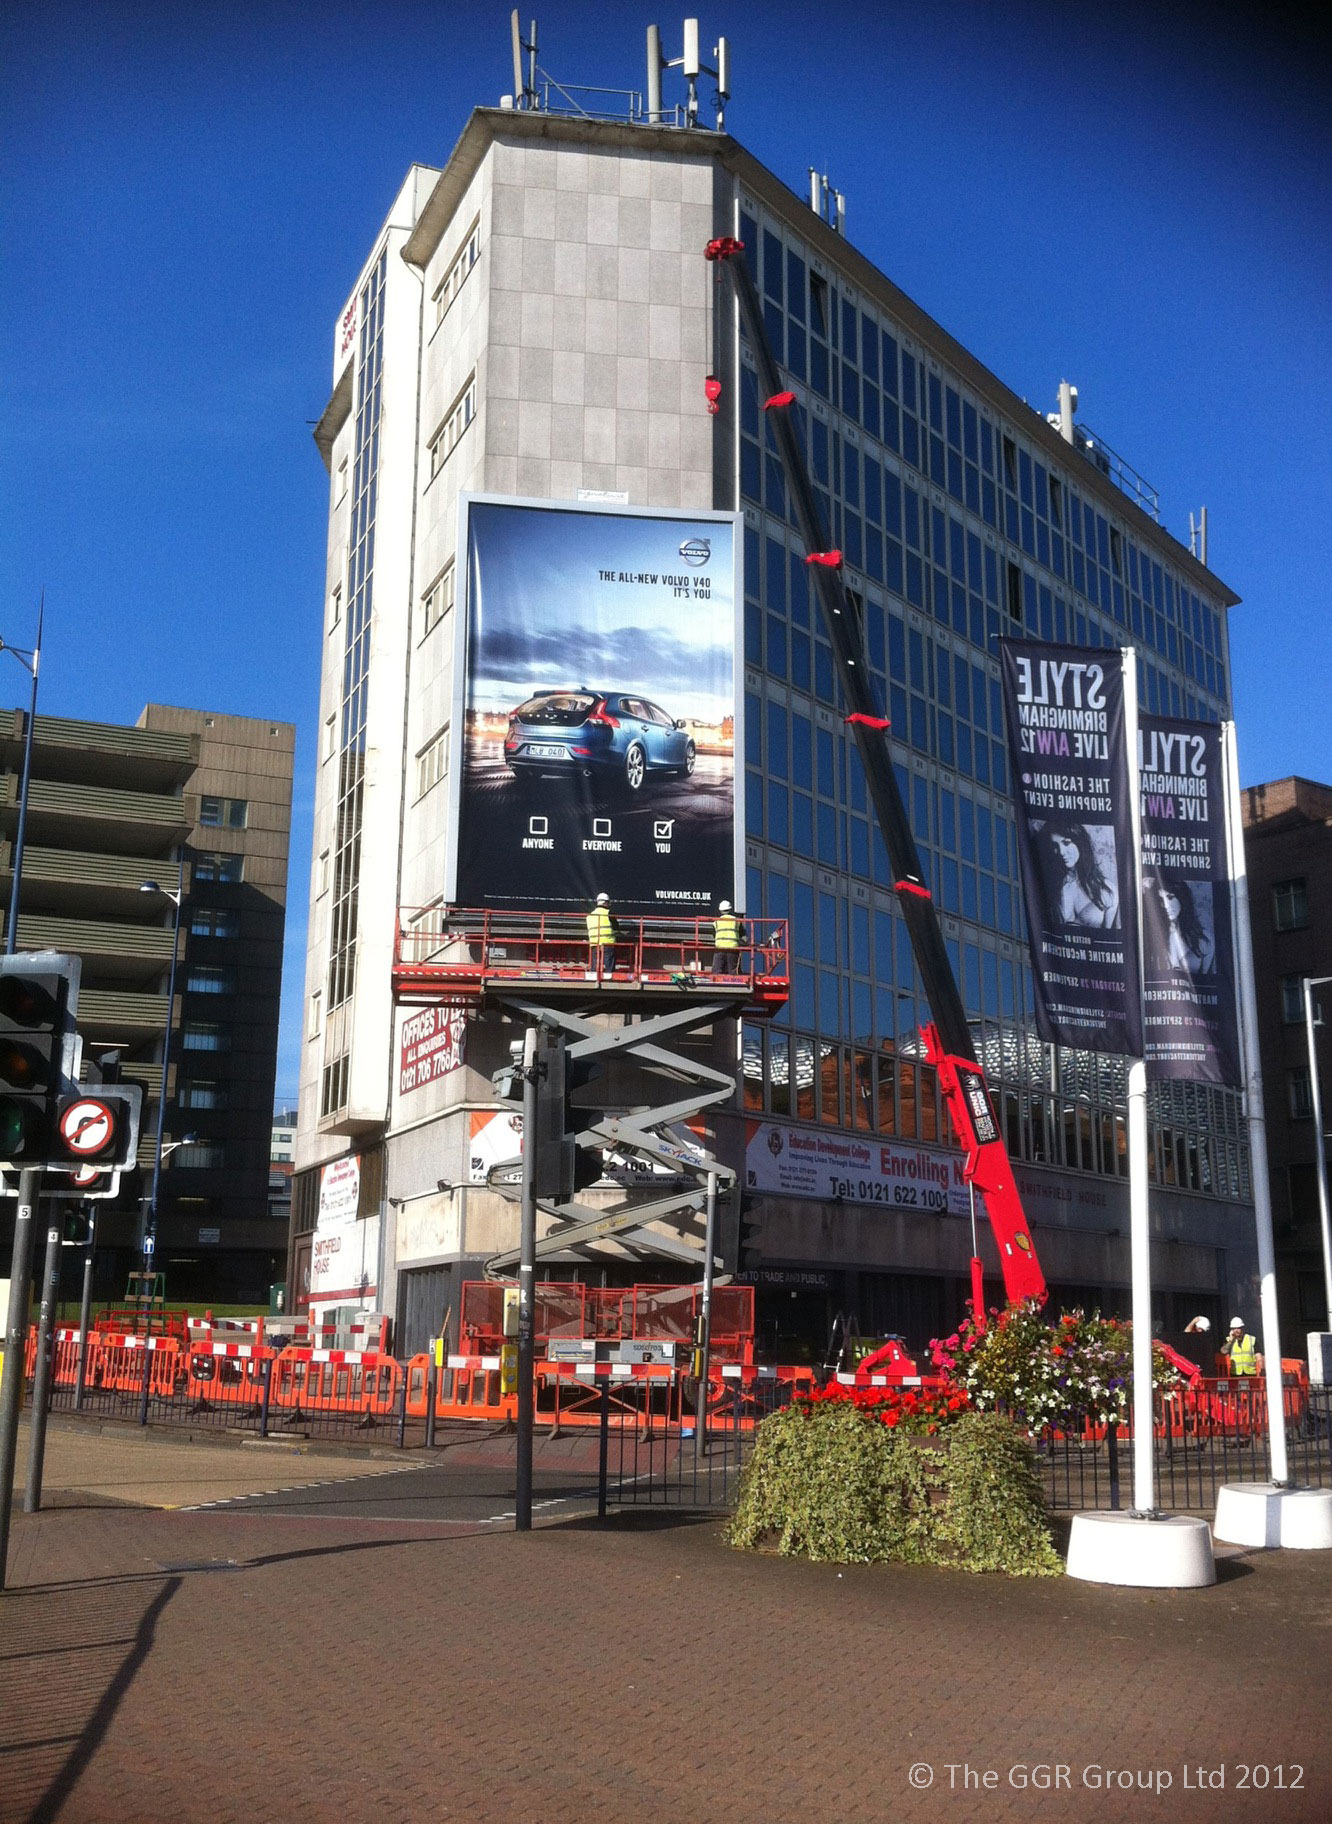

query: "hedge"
left=728, top=1403, right=1062, bottom=1576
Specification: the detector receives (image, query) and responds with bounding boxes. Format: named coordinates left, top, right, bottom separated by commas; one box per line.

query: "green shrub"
left=937, top=1414, right=1063, bottom=1576
left=729, top=1402, right=1061, bottom=1577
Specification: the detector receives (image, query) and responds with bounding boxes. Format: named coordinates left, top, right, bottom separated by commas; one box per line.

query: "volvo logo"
left=679, top=537, right=711, bottom=567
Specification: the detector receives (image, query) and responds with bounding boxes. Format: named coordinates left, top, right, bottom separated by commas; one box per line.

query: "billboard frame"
left=442, top=492, right=746, bottom=915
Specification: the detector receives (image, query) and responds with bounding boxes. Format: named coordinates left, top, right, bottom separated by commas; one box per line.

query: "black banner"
left=1001, top=641, right=1142, bottom=1055
left=1139, top=716, right=1240, bottom=1084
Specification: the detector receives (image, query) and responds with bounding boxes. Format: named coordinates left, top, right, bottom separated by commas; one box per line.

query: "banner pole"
left=1221, top=721, right=1289, bottom=1484
left=1121, top=646, right=1156, bottom=1514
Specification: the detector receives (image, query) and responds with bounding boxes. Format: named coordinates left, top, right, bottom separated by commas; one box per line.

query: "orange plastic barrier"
left=268, top=1347, right=401, bottom=1419
left=536, top=1361, right=678, bottom=1438
left=185, top=1342, right=272, bottom=1411
left=433, top=1355, right=516, bottom=1425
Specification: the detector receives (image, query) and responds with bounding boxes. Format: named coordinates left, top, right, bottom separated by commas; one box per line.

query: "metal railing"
left=394, top=908, right=789, bottom=1005
left=1039, top=1384, right=1332, bottom=1511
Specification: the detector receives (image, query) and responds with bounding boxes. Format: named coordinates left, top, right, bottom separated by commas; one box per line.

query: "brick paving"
left=6, top=1418, right=414, bottom=1510
left=2, top=1428, right=1330, bottom=1824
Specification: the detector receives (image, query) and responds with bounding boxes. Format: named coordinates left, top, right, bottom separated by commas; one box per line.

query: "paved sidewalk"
left=2, top=1429, right=1329, bottom=1824
left=6, top=1419, right=416, bottom=1509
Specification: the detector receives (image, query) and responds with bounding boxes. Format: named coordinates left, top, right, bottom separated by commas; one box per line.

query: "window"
left=321, top=1051, right=350, bottom=1117
left=1005, top=560, right=1022, bottom=621
left=428, top=375, right=476, bottom=478
left=316, top=849, right=330, bottom=898
left=335, top=456, right=348, bottom=505
left=1274, top=879, right=1308, bottom=932
left=1289, top=1067, right=1314, bottom=1121
left=192, top=852, right=242, bottom=885
left=176, top=1141, right=226, bottom=1169
left=191, top=907, right=238, bottom=938
left=180, top=1080, right=227, bottom=1111
left=323, top=714, right=337, bottom=763
left=307, top=991, right=322, bottom=1040
left=328, top=583, right=342, bottom=634
left=432, top=219, right=480, bottom=329
left=182, top=1022, right=228, bottom=1053
left=417, top=727, right=448, bottom=799
left=186, top=966, right=233, bottom=995
left=1281, top=974, right=1308, bottom=1024
left=422, top=561, right=455, bottom=637
left=198, top=796, right=247, bottom=830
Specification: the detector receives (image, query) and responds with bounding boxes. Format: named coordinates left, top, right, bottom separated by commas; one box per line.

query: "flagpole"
left=1220, top=720, right=1288, bottom=1484
left=1120, top=645, right=1156, bottom=1515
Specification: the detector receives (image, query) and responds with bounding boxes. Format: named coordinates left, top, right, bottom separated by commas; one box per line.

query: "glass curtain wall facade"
left=734, top=199, right=1248, bottom=1207
left=324, top=247, right=387, bottom=1118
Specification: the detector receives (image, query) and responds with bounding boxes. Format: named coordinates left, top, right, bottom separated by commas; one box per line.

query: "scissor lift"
left=393, top=908, right=789, bottom=1016
left=393, top=910, right=789, bottom=1274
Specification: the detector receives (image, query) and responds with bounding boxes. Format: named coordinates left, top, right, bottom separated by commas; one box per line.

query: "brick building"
left=1242, top=775, right=1332, bottom=1338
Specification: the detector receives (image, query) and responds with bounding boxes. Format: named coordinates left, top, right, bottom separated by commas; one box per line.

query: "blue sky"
left=3, top=1, right=1329, bottom=1109
left=468, top=502, right=734, bottom=718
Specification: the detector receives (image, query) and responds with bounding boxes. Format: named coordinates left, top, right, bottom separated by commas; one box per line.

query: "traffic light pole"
left=24, top=1212, right=62, bottom=1512
left=514, top=1023, right=540, bottom=1533
left=693, top=1170, right=718, bottom=1466
left=0, top=1166, right=41, bottom=1590
left=74, top=1205, right=96, bottom=1413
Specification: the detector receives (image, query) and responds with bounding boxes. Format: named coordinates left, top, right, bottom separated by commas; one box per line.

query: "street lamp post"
left=2, top=597, right=43, bottom=954
left=1302, top=975, right=1332, bottom=1330
left=140, top=852, right=187, bottom=1261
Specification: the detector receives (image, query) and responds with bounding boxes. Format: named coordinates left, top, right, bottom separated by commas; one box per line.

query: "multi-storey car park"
left=292, top=57, right=1256, bottom=1364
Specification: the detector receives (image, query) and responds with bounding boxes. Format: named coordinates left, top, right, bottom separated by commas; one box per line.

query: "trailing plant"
left=728, top=1398, right=1061, bottom=1576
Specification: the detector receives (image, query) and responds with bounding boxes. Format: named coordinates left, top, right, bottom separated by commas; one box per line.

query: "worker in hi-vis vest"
left=711, top=899, right=745, bottom=974
left=1220, top=1315, right=1261, bottom=1377
left=586, top=892, right=617, bottom=974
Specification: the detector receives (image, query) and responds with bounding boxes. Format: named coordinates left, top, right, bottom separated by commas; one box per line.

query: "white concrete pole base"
left=1066, top=1511, right=1216, bottom=1587
left=1213, top=1483, right=1332, bottom=1550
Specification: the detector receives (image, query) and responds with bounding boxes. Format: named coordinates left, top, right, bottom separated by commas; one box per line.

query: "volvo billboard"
left=445, top=496, right=742, bottom=917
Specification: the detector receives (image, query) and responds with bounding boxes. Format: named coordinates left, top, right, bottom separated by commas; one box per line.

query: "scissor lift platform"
left=393, top=909, right=789, bottom=1016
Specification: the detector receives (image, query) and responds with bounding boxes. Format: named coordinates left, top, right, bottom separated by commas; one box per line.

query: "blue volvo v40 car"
left=503, top=690, right=696, bottom=794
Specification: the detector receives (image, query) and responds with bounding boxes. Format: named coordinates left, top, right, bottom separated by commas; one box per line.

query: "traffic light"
left=533, top=1030, right=604, bottom=1201
left=738, top=1198, right=762, bottom=1269
left=0, top=952, right=80, bottom=1169
left=63, top=1208, right=93, bottom=1246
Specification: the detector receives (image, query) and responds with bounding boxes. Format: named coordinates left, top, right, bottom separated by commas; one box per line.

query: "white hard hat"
left=596, top=892, right=609, bottom=905
left=1229, top=1316, right=1245, bottom=1329
left=718, top=900, right=732, bottom=912
left=1189, top=1316, right=1211, bottom=1333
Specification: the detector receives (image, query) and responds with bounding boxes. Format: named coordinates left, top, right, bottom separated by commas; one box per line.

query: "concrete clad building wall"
left=295, top=104, right=1258, bottom=1353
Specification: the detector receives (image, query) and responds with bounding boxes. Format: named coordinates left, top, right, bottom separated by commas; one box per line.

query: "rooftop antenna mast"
left=647, top=19, right=730, bottom=128
left=1189, top=507, right=1209, bottom=566
left=808, top=169, right=845, bottom=234
left=510, top=10, right=539, bottom=110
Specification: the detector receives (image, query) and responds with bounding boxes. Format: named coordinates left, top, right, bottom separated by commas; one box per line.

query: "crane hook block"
left=805, top=549, right=843, bottom=569
left=704, top=374, right=723, bottom=415
left=704, top=236, right=745, bottom=262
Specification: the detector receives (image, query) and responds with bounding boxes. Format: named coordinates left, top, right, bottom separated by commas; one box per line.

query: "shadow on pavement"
left=1, top=1575, right=180, bottom=1824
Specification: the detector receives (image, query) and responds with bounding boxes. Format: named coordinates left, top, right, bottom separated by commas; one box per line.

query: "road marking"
left=179, top=1465, right=418, bottom=1511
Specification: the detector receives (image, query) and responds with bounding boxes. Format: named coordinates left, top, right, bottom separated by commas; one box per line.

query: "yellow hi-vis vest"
left=714, top=913, right=742, bottom=949
left=1227, top=1332, right=1258, bottom=1375
left=587, top=906, right=615, bottom=946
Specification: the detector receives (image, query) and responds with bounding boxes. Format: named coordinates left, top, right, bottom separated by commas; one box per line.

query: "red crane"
left=706, top=236, right=1045, bottom=1311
